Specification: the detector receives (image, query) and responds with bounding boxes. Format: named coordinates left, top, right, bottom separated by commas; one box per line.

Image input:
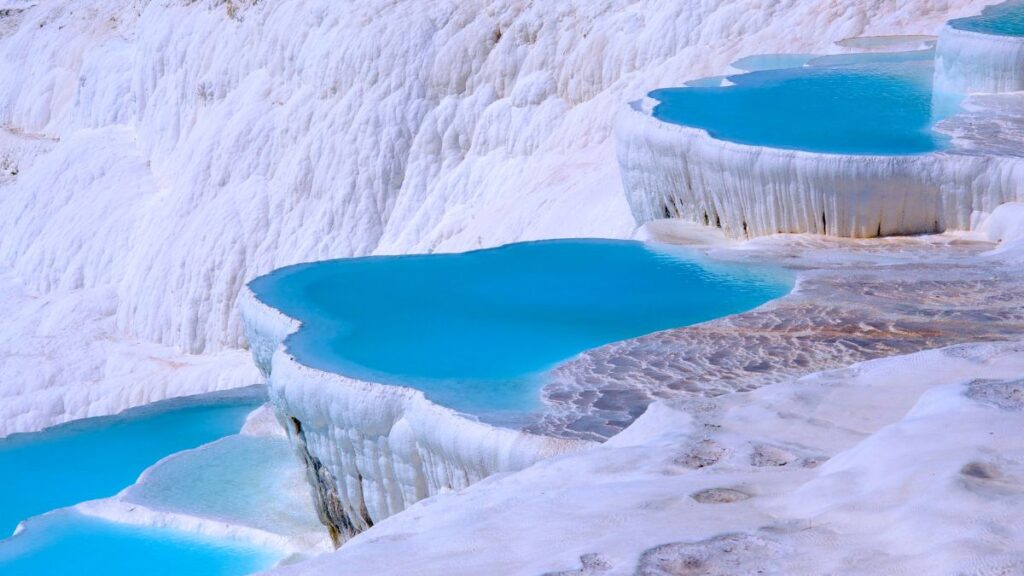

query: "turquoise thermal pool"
left=123, top=434, right=319, bottom=535
left=0, top=511, right=277, bottom=576
left=950, top=0, right=1024, bottom=37
left=651, top=56, right=949, bottom=155
left=0, top=388, right=264, bottom=536
left=248, top=239, right=792, bottom=419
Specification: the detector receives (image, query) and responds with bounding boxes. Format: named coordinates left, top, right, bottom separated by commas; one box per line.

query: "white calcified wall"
left=0, top=0, right=995, bottom=358
left=617, top=99, right=1024, bottom=238
left=238, top=288, right=585, bottom=539
left=935, top=24, right=1024, bottom=94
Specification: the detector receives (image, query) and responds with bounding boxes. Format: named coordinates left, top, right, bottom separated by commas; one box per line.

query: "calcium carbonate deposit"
left=620, top=27, right=1024, bottom=238
left=1, top=0, right=1023, bottom=574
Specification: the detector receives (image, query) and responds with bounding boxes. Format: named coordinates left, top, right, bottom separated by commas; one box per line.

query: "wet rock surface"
left=529, top=238, right=1024, bottom=440
left=674, top=439, right=726, bottom=470
left=750, top=444, right=797, bottom=467
left=287, top=416, right=370, bottom=546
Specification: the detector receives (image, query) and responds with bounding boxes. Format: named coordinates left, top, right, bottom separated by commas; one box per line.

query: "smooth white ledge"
left=238, top=287, right=590, bottom=537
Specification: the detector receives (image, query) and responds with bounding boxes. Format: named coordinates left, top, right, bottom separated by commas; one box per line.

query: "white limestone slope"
left=982, top=201, right=1024, bottom=249
left=617, top=96, right=1024, bottom=238
left=0, top=268, right=260, bottom=438
left=238, top=287, right=587, bottom=537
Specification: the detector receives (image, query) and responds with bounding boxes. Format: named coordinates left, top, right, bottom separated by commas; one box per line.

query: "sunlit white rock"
left=238, top=287, right=587, bottom=538
left=617, top=92, right=1024, bottom=238
left=935, top=22, right=1024, bottom=94
left=267, top=337, right=1024, bottom=575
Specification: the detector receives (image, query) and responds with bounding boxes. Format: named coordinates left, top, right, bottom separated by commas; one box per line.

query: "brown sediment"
left=287, top=415, right=371, bottom=547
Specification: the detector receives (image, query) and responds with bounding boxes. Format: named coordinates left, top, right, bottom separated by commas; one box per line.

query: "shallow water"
left=249, top=240, right=791, bottom=418
left=0, top=511, right=276, bottom=576
left=730, top=53, right=815, bottom=71
left=0, top=388, right=265, bottom=536
left=124, top=434, right=320, bottom=535
left=950, top=0, right=1024, bottom=37
left=806, top=49, right=934, bottom=67
left=650, top=58, right=948, bottom=155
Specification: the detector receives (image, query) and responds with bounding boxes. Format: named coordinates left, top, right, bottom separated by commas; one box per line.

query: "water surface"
left=730, top=53, right=815, bottom=71
left=250, top=240, right=791, bottom=419
left=651, top=58, right=949, bottom=155
left=0, top=387, right=264, bottom=536
left=0, top=511, right=276, bottom=576
left=950, top=0, right=1024, bottom=37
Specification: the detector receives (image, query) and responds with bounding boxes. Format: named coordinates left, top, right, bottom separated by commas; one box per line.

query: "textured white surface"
left=0, top=0, right=999, bottom=436
left=0, top=0, right=994, bottom=355
left=239, top=287, right=587, bottom=532
left=0, top=269, right=260, bottom=437
left=981, top=201, right=1024, bottom=258
left=0, top=0, right=1020, bottom=568
left=618, top=76, right=1024, bottom=239
left=268, top=339, right=1024, bottom=575
left=935, top=23, right=1024, bottom=94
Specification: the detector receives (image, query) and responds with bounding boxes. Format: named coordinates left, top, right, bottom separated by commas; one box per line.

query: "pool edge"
left=238, top=287, right=591, bottom=545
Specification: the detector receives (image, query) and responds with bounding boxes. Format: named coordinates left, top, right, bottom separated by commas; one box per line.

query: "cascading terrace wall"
left=239, top=289, right=586, bottom=544
left=617, top=100, right=1024, bottom=238
left=935, top=19, right=1024, bottom=94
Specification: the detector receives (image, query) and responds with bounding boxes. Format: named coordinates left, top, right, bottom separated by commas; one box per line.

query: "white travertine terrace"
left=532, top=227, right=1024, bottom=439
left=620, top=2, right=1024, bottom=240
left=238, top=287, right=588, bottom=541
left=618, top=87, right=1024, bottom=239
left=935, top=24, right=1024, bottom=94
left=268, top=339, right=1024, bottom=575
left=0, top=0, right=997, bottom=436
left=0, top=0, right=1021, bottom=569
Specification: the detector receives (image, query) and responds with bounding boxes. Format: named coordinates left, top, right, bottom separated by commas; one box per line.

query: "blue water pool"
left=249, top=240, right=792, bottom=418
left=650, top=57, right=949, bottom=155
left=950, top=0, right=1024, bottom=37
left=0, top=387, right=265, bottom=536
left=124, top=434, right=321, bottom=536
left=0, top=511, right=276, bottom=576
